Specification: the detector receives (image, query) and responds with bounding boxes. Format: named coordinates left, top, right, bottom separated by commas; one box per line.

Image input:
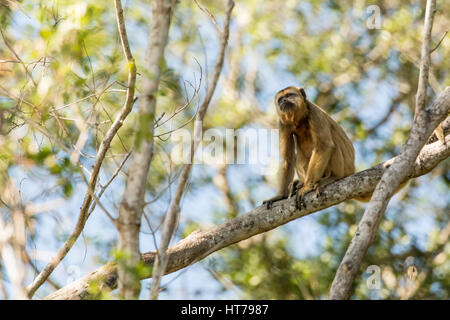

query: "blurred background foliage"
left=0, top=0, right=449, bottom=299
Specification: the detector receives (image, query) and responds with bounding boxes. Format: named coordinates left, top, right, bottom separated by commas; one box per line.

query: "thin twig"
left=153, top=65, right=203, bottom=137
left=87, top=150, right=133, bottom=220
left=0, top=27, right=37, bottom=87
left=430, top=29, right=448, bottom=53
left=194, top=0, right=222, bottom=34
left=366, top=94, right=404, bottom=135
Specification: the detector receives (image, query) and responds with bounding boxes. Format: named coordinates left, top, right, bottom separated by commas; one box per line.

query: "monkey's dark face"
left=275, top=86, right=307, bottom=113
left=277, top=93, right=297, bottom=111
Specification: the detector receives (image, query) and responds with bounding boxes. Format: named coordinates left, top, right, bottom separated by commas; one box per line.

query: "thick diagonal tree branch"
left=149, top=0, right=234, bottom=300
left=116, top=0, right=175, bottom=299
left=45, top=98, right=449, bottom=300
left=328, top=0, right=438, bottom=299
left=25, top=0, right=137, bottom=298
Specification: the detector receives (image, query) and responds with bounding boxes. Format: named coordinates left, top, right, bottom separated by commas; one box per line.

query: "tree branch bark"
left=116, top=0, right=175, bottom=299
left=45, top=109, right=450, bottom=299
left=328, top=0, right=438, bottom=299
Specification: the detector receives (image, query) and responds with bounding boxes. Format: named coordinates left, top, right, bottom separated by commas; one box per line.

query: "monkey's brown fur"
left=263, top=86, right=357, bottom=209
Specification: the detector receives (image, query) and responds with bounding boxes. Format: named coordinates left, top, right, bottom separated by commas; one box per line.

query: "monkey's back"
left=310, top=102, right=356, bottom=177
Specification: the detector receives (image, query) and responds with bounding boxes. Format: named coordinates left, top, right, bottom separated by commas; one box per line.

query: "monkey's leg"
left=290, top=151, right=307, bottom=198
left=263, top=128, right=295, bottom=209
left=295, top=146, right=333, bottom=209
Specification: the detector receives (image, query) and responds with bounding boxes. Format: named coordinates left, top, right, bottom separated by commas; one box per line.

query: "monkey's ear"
left=297, top=87, right=306, bottom=100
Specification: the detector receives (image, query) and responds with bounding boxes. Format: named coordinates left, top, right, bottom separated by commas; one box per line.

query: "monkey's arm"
left=303, top=145, right=334, bottom=189
left=302, top=109, right=335, bottom=193
left=263, top=124, right=295, bottom=208
left=288, top=143, right=308, bottom=197
left=277, top=127, right=296, bottom=196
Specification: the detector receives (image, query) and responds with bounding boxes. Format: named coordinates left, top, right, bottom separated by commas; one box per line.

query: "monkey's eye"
left=284, top=93, right=295, bottom=99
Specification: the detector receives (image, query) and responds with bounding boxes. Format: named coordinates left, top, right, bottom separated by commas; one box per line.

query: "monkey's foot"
left=295, top=184, right=316, bottom=210
left=262, top=195, right=287, bottom=209
left=314, top=177, right=336, bottom=198
left=314, top=186, right=324, bottom=198
left=289, top=180, right=304, bottom=198
left=295, top=192, right=305, bottom=210
left=263, top=199, right=275, bottom=210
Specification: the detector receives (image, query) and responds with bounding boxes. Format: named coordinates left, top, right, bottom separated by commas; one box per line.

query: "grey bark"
left=117, top=0, right=175, bottom=299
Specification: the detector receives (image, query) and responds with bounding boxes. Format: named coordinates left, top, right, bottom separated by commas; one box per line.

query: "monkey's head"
left=275, top=86, right=308, bottom=122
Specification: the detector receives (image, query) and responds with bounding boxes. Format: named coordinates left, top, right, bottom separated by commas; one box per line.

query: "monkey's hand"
left=288, top=180, right=304, bottom=198
left=295, top=183, right=317, bottom=210
left=262, top=194, right=288, bottom=210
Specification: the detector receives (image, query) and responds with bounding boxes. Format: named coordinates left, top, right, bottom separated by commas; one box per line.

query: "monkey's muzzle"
left=278, top=98, right=295, bottom=112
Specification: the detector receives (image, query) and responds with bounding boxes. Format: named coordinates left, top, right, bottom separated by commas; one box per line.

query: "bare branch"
left=366, top=94, right=404, bottom=135
left=430, top=29, right=448, bottom=53
left=194, top=0, right=222, bottom=34
left=213, top=164, right=239, bottom=218
left=153, top=65, right=203, bottom=138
